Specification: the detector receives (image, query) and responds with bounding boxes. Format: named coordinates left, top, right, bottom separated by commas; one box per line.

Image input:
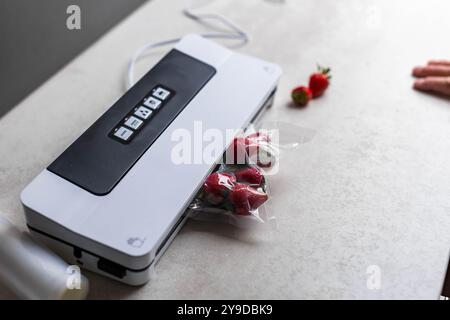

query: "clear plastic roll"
left=0, top=215, right=89, bottom=299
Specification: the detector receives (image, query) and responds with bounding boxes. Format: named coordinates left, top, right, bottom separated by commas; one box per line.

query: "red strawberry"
left=227, top=137, right=249, bottom=165
left=309, top=65, right=331, bottom=98
left=291, top=86, right=312, bottom=106
left=230, top=183, right=269, bottom=215
left=245, top=132, right=274, bottom=167
left=227, top=132, right=274, bottom=166
left=255, top=148, right=275, bottom=168
left=235, top=167, right=264, bottom=187
left=203, top=172, right=236, bottom=205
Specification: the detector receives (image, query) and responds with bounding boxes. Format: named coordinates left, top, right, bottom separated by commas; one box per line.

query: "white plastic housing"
left=21, top=34, right=282, bottom=285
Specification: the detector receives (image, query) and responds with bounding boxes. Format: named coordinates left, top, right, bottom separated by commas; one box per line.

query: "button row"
left=124, top=116, right=143, bottom=130
left=111, top=85, right=173, bottom=143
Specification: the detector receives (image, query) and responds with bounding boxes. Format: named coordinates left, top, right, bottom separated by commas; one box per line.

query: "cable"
left=126, top=0, right=249, bottom=90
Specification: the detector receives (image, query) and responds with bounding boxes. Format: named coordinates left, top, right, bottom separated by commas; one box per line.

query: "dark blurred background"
left=0, top=0, right=147, bottom=119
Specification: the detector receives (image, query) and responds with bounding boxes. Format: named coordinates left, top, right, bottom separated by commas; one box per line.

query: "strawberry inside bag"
left=187, top=122, right=314, bottom=229
left=188, top=163, right=274, bottom=229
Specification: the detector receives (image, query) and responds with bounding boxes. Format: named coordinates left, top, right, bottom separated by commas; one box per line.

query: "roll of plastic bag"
left=0, top=215, right=89, bottom=299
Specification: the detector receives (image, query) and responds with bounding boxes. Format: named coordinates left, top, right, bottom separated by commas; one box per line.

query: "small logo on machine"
left=263, top=65, right=275, bottom=74
left=127, top=237, right=146, bottom=248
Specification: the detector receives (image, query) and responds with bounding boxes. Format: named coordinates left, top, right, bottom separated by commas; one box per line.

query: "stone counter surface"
left=1, top=0, right=449, bottom=299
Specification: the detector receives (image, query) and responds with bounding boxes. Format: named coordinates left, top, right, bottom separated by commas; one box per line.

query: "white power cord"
left=126, top=0, right=249, bottom=90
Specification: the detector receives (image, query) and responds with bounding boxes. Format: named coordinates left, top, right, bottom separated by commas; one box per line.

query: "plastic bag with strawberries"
left=187, top=121, right=315, bottom=229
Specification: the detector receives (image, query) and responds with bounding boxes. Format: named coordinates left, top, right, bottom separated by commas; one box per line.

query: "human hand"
left=412, top=60, right=450, bottom=96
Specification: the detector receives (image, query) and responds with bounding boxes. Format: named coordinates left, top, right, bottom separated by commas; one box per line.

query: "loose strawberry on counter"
left=291, top=86, right=313, bottom=106
left=203, top=172, right=236, bottom=205
left=309, top=65, right=331, bottom=98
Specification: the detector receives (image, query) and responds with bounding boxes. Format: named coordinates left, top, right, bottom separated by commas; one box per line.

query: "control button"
left=134, top=106, right=153, bottom=120
left=124, top=116, right=143, bottom=130
left=152, top=87, right=171, bottom=100
left=143, top=96, right=161, bottom=110
left=113, top=126, right=134, bottom=141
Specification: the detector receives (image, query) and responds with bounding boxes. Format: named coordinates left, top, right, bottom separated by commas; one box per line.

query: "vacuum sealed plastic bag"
left=187, top=121, right=314, bottom=229
left=188, top=162, right=274, bottom=229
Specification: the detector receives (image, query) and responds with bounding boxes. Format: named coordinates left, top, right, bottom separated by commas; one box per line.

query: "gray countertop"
left=1, top=0, right=449, bottom=299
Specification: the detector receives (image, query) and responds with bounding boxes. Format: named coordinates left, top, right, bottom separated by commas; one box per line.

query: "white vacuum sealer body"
left=21, top=34, right=281, bottom=285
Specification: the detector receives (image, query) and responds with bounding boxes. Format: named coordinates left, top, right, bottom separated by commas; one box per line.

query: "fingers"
left=413, top=76, right=450, bottom=96
left=412, top=59, right=450, bottom=97
left=412, top=65, right=450, bottom=77
left=427, top=60, right=450, bottom=66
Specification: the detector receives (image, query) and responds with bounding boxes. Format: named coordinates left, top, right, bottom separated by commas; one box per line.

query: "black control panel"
left=109, top=85, right=174, bottom=143
left=48, top=49, right=216, bottom=196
